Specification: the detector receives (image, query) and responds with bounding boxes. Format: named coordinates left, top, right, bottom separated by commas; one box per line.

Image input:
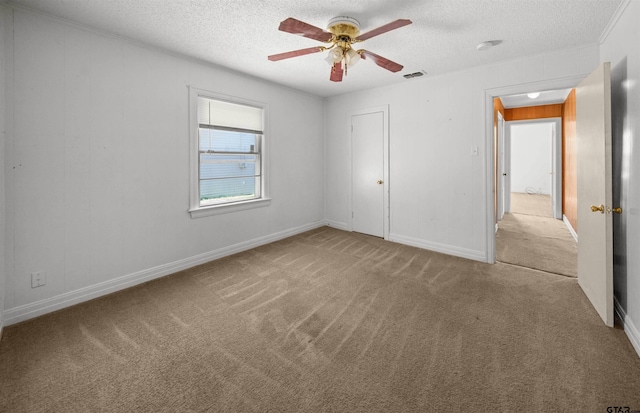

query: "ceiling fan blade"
left=330, top=62, right=344, bottom=82
left=268, top=46, right=325, bottom=61
left=356, top=19, right=412, bottom=41
left=359, top=50, right=404, bottom=73
left=278, top=17, right=333, bottom=42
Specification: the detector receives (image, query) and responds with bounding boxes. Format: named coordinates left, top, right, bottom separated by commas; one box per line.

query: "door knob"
left=502, top=173, right=507, bottom=176
left=611, top=207, right=622, bottom=214
left=377, top=180, right=383, bottom=185
left=590, top=205, right=604, bottom=214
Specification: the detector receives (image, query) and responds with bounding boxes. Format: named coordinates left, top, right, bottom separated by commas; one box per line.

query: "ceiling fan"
left=268, top=16, right=412, bottom=82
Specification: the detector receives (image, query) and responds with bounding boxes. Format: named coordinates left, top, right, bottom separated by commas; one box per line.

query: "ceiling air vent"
left=403, top=70, right=427, bottom=79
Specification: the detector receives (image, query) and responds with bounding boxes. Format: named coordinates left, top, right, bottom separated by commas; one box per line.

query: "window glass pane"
left=200, top=176, right=261, bottom=206
left=200, top=153, right=258, bottom=180
left=199, top=128, right=258, bottom=153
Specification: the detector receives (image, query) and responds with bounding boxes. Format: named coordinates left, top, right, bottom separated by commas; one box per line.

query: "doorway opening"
left=506, top=118, right=563, bottom=220
left=488, top=85, right=578, bottom=277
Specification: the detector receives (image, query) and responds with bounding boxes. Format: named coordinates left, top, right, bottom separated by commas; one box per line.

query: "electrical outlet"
left=31, top=271, right=46, bottom=288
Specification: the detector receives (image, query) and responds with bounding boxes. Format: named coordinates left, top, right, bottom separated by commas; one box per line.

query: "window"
left=189, top=88, right=270, bottom=218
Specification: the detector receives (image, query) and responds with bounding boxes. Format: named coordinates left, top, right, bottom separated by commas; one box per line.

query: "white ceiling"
left=4, top=0, right=623, bottom=98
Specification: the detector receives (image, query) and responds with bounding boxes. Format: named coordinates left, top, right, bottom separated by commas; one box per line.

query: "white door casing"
left=576, top=62, right=614, bottom=327
left=504, top=126, right=511, bottom=214
left=550, top=125, right=556, bottom=214
left=551, top=120, right=563, bottom=219
left=350, top=106, right=389, bottom=238
left=505, top=118, right=562, bottom=218
left=497, top=111, right=506, bottom=221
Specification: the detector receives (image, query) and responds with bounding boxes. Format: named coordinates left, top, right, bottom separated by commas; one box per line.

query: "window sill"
left=188, top=198, right=271, bottom=219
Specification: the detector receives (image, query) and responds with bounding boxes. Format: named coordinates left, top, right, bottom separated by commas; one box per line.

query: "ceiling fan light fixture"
left=345, top=48, right=361, bottom=68
left=325, top=47, right=344, bottom=64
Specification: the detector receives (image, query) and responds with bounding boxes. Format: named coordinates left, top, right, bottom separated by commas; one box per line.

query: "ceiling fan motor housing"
left=327, top=16, right=360, bottom=43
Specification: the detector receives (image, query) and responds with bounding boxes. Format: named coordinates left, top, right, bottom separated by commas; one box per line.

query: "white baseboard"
left=614, top=297, right=640, bottom=358
left=389, top=232, right=486, bottom=262
left=3, top=221, right=327, bottom=326
left=563, top=215, right=578, bottom=242
left=326, top=220, right=349, bottom=231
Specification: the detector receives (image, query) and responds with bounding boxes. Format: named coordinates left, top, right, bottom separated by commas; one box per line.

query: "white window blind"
left=197, top=97, right=263, bottom=133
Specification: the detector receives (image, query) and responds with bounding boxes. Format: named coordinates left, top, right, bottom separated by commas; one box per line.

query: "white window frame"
left=188, top=87, right=270, bottom=218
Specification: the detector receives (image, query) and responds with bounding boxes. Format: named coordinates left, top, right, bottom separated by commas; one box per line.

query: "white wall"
left=325, top=44, right=599, bottom=261
left=600, top=0, right=640, bottom=355
left=2, top=9, right=325, bottom=324
left=509, top=123, right=552, bottom=194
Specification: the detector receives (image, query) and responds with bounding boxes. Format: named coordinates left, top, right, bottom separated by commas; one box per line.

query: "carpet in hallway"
left=510, top=192, right=553, bottom=218
left=496, top=213, right=577, bottom=277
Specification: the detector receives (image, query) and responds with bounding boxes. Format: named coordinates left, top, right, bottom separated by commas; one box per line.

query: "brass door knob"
left=612, top=207, right=622, bottom=214
left=591, top=205, right=605, bottom=213
left=377, top=180, right=383, bottom=185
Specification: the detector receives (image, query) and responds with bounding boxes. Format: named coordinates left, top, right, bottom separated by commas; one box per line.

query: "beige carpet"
left=510, top=192, right=553, bottom=218
left=496, top=213, right=577, bottom=277
left=497, top=192, right=577, bottom=277
left=1, top=227, right=639, bottom=412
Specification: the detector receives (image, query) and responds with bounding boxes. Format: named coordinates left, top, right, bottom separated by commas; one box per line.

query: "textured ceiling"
left=4, top=0, right=623, bottom=97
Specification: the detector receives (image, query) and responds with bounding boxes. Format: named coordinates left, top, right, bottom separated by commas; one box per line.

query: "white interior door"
left=576, top=62, right=614, bottom=327
left=352, top=111, right=384, bottom=237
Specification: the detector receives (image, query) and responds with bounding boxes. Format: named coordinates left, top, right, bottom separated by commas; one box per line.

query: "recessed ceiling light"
left=527, top=92, right=540, bottom=99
